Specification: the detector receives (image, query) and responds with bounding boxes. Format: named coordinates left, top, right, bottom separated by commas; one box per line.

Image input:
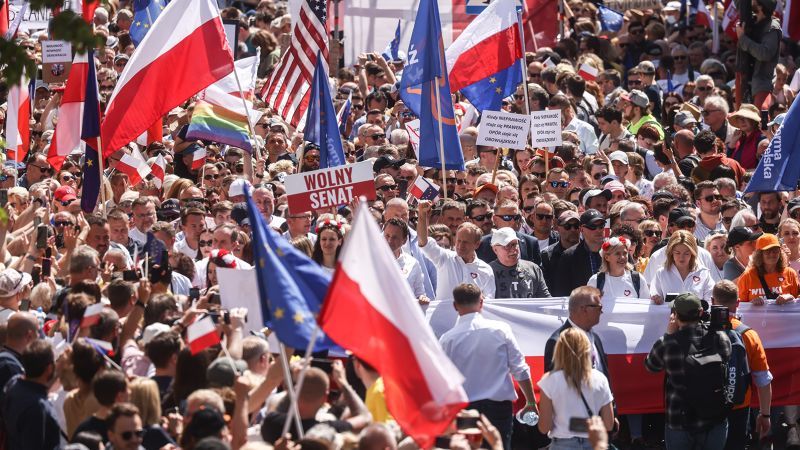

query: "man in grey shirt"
left=489, top=228, right=550, bottom=299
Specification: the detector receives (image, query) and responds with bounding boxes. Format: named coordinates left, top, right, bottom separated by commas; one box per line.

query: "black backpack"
left=596, top=271, right=641, bottom=297
left=679, top=324, right=732, bottom=421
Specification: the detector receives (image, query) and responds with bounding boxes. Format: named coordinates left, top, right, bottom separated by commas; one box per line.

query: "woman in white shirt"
left=588, top=236, right=653, bottom=303
left=538, top=328, right=615, bottom=449
left=651, top=230, right=715, bottom=303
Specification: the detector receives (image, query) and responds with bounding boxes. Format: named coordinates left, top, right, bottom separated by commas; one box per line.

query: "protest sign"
left=476, top=111, right=530, bottom=150
left=405, top=119, right=421, bottom=157
left=42, top=41, right=72, bottom=83
left=284, top=160, right=376, bottom=213
left=530, top=110, right=563, bottom=149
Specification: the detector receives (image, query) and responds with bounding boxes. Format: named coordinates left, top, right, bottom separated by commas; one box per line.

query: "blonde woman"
left=703, top=232, right=728, bottom=280
left=779, top=218, right=800, bottom=272
left=587, top=236, right=652, bottom=302
left=651, top=230, right=715, bottom=303
left=129, top=377, right=175, bottom=449
left=636, top=220, right=662, bottom=272
left=538, top=328, right=615, bottom=449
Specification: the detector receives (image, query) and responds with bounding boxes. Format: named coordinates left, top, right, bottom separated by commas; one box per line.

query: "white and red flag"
left=3, top=70, right=30, bottom=164
left=319, top=201, right=468, bottom=448
left=81, top=303, right=104, bottom=328
left=191, top=146, right=207, bottom=170
left=101, top=0, right=233, bottom=158
left=187, top=316, right=220, bottom=355
left=578, top=63, right=599, bottom=82
left=117, top=146, right=152, bottom=186
left=149, top=154, right=167, bottom=188
left=48, top=51, right=96, bottom=171
left=136, top=118, right=163, bottom=148
left=784, top=0, right=800, bottom=41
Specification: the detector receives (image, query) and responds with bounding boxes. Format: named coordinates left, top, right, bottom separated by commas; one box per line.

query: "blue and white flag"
left=745, top=99, right=800, bottom=192
left=382, top=20, right=402, bottom=62
left=598, top=5, right=624, bottom=31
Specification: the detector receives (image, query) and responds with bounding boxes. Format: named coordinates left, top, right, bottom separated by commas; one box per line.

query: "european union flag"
left=304, top=53, right=346, bottom=169
left=336, top=92, right=352, bottom=137
left=399, top=0, right=465, bottom=171
left=745, top=99, right=800, bottom=193
left=81, top=49, right=101, bottom=214
left=382, top=20, right=401, bottom=62
left=244, top=189, right=335, bottom=350
left=598, top=5, right=624, bottom=32
left=131, top=0, right=167, bottom=46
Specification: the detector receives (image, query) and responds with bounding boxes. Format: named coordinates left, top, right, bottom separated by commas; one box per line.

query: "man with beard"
left=527, top=200, right=559, bottom=252
left=693, top=181, right=724, bottom=242
left=467, top=200, right=494, bottom=236
left=758, top=192, right=784, bottom=234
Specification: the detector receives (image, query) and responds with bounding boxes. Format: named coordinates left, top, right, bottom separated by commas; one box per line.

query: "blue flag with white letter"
left=382, top=20, right=402, bottom=62
left=304, top=53, right=346, bottom=169
left=399, top=0, right=464, bottom=171
left=745, top=99, right=800, bottom=193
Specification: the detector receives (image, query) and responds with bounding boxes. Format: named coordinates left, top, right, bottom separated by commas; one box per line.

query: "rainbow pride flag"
left=186, top=99, right=252, bottom=151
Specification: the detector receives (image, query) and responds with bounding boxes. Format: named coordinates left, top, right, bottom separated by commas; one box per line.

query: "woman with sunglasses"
left=587, top=236, right=652, bottom=303
left=651, top=231, right=714, bottom=304
left=736, top=234, right=799, bottom=305
left=197, top=230, right=214, bottom=260
left=779, top=219, right=800, bottom=273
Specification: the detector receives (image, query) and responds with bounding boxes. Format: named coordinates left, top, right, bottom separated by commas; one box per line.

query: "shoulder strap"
left=597, top=272, right=605, bottom=292
left=578, top=387, right=594, bottom=417
left=631, top=271, right=641, bottom=297
left=735, top=323, right=751, bottom=336
left=756, top=271, right=778, bottom=299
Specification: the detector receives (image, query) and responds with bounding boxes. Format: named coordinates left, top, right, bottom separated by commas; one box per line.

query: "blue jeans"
left=469, top=399, right=513, bottom=450
left=549, top=437, right=594, bottom=449
left=665, top=421, right=728, bottom=450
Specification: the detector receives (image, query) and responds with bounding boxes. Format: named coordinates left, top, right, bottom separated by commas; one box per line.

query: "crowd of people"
left=0, top=0, right=799, bottom=448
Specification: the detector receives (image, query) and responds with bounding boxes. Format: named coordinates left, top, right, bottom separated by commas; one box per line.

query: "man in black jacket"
left=552, top=209, right=605, bottom=297
left=541, top=210, right=582, bottom=292
left=476, top=200, right=541, bottom=266
left=543, top=286, right=610, bottom=382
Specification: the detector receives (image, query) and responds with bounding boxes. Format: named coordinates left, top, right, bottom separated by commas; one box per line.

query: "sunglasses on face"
left=643, top=229, right=661, bottom=238
left=120, top=429, right=145, bottom=441
left=549, top=181, right=569, bottom=188
left=497, top=214, right=521, bottom=221
left=31, top=164, right=53, bottom=174
left=722, top=216, right=735, bottom=225
left=471, top=213, right=492, bottom=221
left=522, top=206, right=536, bottom=213
left=561, top=222, right=581, bottom=230
left=536, top=213, right=554, bottom=220
left=593, top=171, right=608, bottom=180
left=673, top=55, right=687, bottom=61
left=697, top=86, right=713, bottom=92
left=233, top=164, right=245, bottom=174
left=377, top=184, right=397, bottom=191
left=199, top=240, right=213, bottom=247
left=583, top=222, right=604, bottom=231
left=204, top=174, right=220, bottom=180
left=446, top=177, right=466, bottom=185
left=703, top=194, right=724, bottom=202
left=628, top=80, right=642, bottom=86
left=54, top=221, right=74, bottom=227
left=369, top=133, right=386, bottom=140
left=304, top=154, right=320, bottom=162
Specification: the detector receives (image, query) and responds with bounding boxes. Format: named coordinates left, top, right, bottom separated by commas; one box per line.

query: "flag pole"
left=281, top=326, right=320, bottom=436
left=517, top=11, right=531, bottom=120
left=711, top=0, right=719, bottom=54
left=434, top=79, right=448, bottom=199
left=232, top=49, right=261, bottom=183
left=278, top=343, right=305, bottom=439
left=97, top=137, right=107, bottom=218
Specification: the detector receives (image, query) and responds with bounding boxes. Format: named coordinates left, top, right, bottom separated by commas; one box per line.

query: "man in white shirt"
left=417, top=200, right=495, bottom=301
left=383, top=218, right=427, bottom=304
left=693, top=181, right=725, bottom=242
left=129, top=197, right=158, bottom=246
left=439, top=283, right=537, bottom=450
left=549, top=93, right=599, bottom=155
left=173, top=207, right=207, bottom=260
left=252, top=185, right=286, bottom=230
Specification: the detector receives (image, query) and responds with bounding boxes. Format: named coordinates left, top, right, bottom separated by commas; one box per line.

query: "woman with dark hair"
left=204, top=249, right=239, bottom=292
left=312, top=219, right=345, bottom=272
left=162, top=348, right=215, bottom=413
left=512, top=147, right=535, bottom=177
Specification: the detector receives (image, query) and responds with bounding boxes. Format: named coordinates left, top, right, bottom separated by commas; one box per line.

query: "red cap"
left=54, top=185, right=77, bottom=203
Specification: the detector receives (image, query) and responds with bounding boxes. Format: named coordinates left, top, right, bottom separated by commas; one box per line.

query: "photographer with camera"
left=711, top=280, right=773, bottom=449
left=645, top=293, right=732, bottom=450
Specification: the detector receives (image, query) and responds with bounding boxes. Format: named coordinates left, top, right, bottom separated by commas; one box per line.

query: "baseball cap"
left=623, top=90, right=649, bottom=108
left=141, top=323, right=171, bottom=346
left=581, top=189, right=611, bottom=207
left=608, top=151, right=629, bottom=165
left=580, top=209, right=605, bottom=226
left=674, top=111, right=697, bottom=128
left=668, top=207, right=695, bottom=225
left=605, top=180, right=626, bottom=194
left=373, top=155, right=407, bottom=173
left=634, top=61, right=656, bottom=76
left=0, top=269, right=32, bottom=297
left=184, top=407, right=227, bottom=440
left=113, top=53, right=129, bottom=64
left=228, top=178, right=252, bottom=198
left=672, top=293, right=703, bottom=318
left=557, top=210, right=580, bottom=225
left=157, top=198, right=181, bottom=221
left=54, top=185, right=78, bottom=203
left=231, top=203, right=250, bottom=227
left=755, top=234, right=780, bottom=251
left=768, top=113, right=786, bottom=128
left=726, top=226, right=762, bottom=248
left=491, top=227, right=519, bottom=246
left=651, top=190, right=676, bottom=202
left=788, top=197, right=800, bottom=214
left=207, top=357, right=248, bottom=388
left=474, top=182, right=499, bottom=197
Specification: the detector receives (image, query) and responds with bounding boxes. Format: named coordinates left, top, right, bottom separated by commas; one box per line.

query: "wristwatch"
left=135, top=300, right=146, bottom=310
left=759, top=413, right=771, bottom=418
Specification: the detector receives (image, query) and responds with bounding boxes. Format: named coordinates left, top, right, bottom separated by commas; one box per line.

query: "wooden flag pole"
left=281, top=326, right=320, bottom=437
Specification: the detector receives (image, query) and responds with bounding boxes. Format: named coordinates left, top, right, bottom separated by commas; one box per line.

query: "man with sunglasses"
left=544, top=169, right=571, bottom=200
left=106, top=403, right=146, bottom=450
left=467, top=200, right=494, bottom=236
left=693, top=181, right=725, bottom=241
left=553, top=210, right=606, bottom=296
left=527, top=200, right=559, bottom=252
left=476, top=200, right=541, bottom=267
left=20, top=154, right=52, bottom=189
left=541, top=210, right=582, bottom=292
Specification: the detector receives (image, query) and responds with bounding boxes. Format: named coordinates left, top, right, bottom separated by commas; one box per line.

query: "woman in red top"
left=729, top=104, right=767, bottom=170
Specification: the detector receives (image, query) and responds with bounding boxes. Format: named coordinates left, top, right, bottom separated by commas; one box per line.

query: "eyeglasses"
left=696, top=86, right=713, bottom=92
left=233, top=164, right=245, bottom=174
left=593, top=171, right=608, bottom=180
left=584, top=304, right=603, bottom=311
left=369, top=133, right=386, bottom=140
left=628, top=80, right=642, bottom=86
left=496, top=214, right=521, bottom=221
left=643, top=229, right=661, bottom=238
left=352, top=104, right=365, bottom=110
left=446, top=177, right=466, bottom=185
left=120, top=429, right=145, bottom=441
left=722, top=216, right=734, bottom=225
left=204, top=174, right=220, bottom=180
left=304, top=154, right=320, bottom=162
left=522, top=206, right=536, bottom=213
left=703, top=194, right=724, bottom=202
left=514, top=94, right=524, bottom=100
left=673, top=55, right=687, bottom=61
left=59, top=200, right=73, bottom=207
left=536, top=213, right=554, bottom=220
left=471, top=213, right=492, bottom=221
left=549, top=181, right=569, bottom=188
left=377, top=184, right=398, bottom=191
left=31, top=164, right=53, bottom=174
left=60, top=174, right=76, bottom=182
left=54, top=221, right=74, bottom=227
left=199, top=240, right=213, bottom=247
left=561, top=223, right=581, bottom=230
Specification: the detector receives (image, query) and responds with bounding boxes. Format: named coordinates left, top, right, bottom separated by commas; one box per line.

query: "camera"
left=709, top=305, right=731, bottom=331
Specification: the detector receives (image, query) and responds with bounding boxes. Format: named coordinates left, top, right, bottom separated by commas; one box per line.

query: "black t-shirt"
left=73, top=415, right=108, bottom=442
left=151, top=375, right=172, bottom=401
left=261, top=411, right=352, bottom=443
left=143, top=424, right=175, bottom=450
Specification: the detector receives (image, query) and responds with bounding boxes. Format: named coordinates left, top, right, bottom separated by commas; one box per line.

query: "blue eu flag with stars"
left=81, top=49, right=102, bottom=214
left=304, top=53, right=346, bottom=169
left=131, top=0, right=167, bottom=46
left=244, top=188, right=335, bottom=350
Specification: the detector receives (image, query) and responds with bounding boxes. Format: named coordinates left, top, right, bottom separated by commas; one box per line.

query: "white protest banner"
left=530, top=109, right=562, bottom=149
left=9, top=0, right=53, bottom=32
left=405, top=119, right=421, bottom=157
left=217, top=268, right=262, bottom=334
left=42, top=40, right=73, bottom=83
left=476, top=111, right=530, bottom=150
left=284, top=160, right=376, bottom=213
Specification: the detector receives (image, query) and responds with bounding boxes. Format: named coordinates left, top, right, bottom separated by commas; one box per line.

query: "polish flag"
left=117, top=146, right=152, bottom=186
left=0, top=0, right=9, bottom=37
left=81, top=303, right=104, bottom=328
left=49, top=51, right=94, bottom=171
left=722, top=2, right=739, bottom=40
left=136, top=118, right=164, bottom=148
left=187, top=316, right=220, bottom=355
left=191, top=147, right=207, bottom=170
left=150, top=154, right=166, bottom=188
left=578, top=63, right=598, bottom=81
left=319, top=202, right=468, bottom=448
left=3, top=70, right=30, bottom=164
left=100, top=0, right=234, bottom=158
left=694, top=0, right=713, bottom=27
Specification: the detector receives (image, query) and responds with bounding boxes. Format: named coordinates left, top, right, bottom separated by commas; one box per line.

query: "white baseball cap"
left=491, top=227, right=519, bottom=246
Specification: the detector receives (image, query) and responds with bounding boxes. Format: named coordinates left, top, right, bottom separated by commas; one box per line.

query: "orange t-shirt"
left=731, top=318, right=770, bottom=410
left=736, top=267, right=800, bottom=302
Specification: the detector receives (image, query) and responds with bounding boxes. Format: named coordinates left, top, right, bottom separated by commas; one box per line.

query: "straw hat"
left=730, top=103, right=761, bottom=123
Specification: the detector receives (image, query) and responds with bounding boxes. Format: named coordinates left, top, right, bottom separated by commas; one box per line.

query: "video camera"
left=699, top=299, right=731, bottom=331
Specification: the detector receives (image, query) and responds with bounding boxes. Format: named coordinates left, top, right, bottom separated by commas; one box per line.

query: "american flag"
left=261, top=0, right=329, bottom=128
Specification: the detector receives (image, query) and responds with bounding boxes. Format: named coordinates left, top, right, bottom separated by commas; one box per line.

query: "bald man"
left=673, top=129, right=699, bottom=177
left=358, top=423, right=398, bottom=450
left=0, top=313, right=39, bottom=397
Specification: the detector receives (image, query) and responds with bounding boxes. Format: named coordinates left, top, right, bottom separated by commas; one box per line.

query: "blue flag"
left=745, top=100, right=800, bottom=193
left=244, top=189, right=335, bottom=350
left=81, top=49, right=102, bottom=214
left=131, top=0, right=167, bottom=46
left=399, top=0, right=465, bottom=171
left=598, top=5, right=624, bottom=31
left=382, top=20, right=401, bottom=62
left=336, top=92, right=352, bottom=137
left=304, top=54, right=346, bottom=169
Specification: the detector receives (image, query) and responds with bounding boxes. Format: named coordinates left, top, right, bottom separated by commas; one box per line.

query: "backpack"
left=596, top=271, right=640, bottom=298
left=723, top=325, right=752, bottom=407
left=679, top=324, right=732, bottom=421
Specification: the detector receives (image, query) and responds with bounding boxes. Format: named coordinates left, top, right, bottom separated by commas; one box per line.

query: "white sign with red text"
left=284, top=161, right=376, bottom=213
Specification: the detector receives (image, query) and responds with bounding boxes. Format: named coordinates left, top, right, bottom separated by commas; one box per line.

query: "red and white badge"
left=693, top=275, right=701, bottom=283
left=471, top=273, right=478, bottom=279
left=624, top=290, right=631, bottom=296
